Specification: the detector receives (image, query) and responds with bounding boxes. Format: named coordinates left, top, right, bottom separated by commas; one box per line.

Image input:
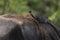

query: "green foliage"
left=27, top=0, right=60, bottom=27
left=0, top=0, right=4, bottom=13
left=27, top=0, right=59, bottom=17
left=0, top=0, right=30, bottom=14
left=0, top=0, right=60, bottom=27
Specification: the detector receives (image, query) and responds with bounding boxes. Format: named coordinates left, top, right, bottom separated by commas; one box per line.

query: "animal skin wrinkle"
left=20, top=21, right=39, bottom=40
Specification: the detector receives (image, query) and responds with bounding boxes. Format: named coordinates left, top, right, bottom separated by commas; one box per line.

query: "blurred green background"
left=0, top=0, right=60, bottom=27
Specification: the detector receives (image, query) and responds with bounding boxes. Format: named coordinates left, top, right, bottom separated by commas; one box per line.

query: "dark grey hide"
left=1, top=14, right=60, bottom=40
left=0, top=17, right=40, bottom=40
left=0, top=18, right=23, bottom=40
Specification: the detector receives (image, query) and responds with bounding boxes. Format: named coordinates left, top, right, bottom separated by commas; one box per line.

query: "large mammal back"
left=2, top=14, right=40, bottom=40
left=1, top=14, right=60, bottom=40
left=0, top=16, right=24, bottom=40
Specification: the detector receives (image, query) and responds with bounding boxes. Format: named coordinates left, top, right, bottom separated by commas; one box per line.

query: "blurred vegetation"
left=0, top=0, right=60, bottom=27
